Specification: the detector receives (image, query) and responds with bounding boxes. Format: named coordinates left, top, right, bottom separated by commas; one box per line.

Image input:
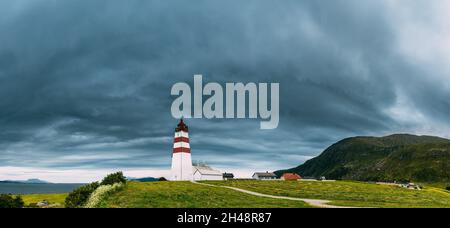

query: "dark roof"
left=253, top=172, right=277, bottom=177
left=223, top=173, right=234, bottom=178
left=175, top=119, right=189, bottom=132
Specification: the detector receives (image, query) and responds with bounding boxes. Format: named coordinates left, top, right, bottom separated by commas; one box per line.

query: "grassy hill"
left=98, top=181, right=310, bottom=208
left=207, top=180, right=450, bottom=208
left=275, top=134, right=450, bottom=183
left=18, top=180, right=450, bottom=208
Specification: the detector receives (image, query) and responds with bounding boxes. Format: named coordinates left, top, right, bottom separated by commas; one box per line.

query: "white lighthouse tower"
left=170, top=119, right=193, bottom=181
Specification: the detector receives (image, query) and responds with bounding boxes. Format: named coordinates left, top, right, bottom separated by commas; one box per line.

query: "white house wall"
left=193, top=171, right=223, bottom=181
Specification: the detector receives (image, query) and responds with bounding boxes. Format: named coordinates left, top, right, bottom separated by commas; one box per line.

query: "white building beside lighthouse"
left=170, top=119, right=194, bottom=181
left=193, top=163, right=223, bottom=181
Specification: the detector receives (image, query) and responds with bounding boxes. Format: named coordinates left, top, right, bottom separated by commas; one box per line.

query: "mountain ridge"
left=275, top=134, right=450, bottom=183
left=0, top=178, right=51, bottom=184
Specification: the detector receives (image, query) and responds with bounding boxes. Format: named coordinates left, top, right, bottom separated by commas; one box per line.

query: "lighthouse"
left=170, top=119, right=194, bottom=181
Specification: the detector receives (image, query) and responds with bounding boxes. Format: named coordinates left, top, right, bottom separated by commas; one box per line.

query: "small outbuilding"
left=281, top=173, right=301, bottom=181
left=252, top=172, right=277, bottom=180
left=223, top=173, right=234, bottom=180
left=193, top=164, right=223, bottom=181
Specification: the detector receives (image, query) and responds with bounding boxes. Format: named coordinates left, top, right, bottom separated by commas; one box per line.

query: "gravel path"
left=192, top=181, right=355, bottom=208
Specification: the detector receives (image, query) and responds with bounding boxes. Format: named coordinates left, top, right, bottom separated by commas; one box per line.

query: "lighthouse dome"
left=175, top=119, right=189, bottom=132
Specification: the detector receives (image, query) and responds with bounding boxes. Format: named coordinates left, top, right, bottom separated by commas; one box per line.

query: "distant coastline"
left=0, top=182, right=85, bottom=194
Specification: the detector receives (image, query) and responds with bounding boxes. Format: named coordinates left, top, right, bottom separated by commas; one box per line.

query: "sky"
left=1, top=0, right=450, bottom=182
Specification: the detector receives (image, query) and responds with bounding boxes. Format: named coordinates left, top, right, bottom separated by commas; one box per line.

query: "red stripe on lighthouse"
left=173, top=147, right=191, bottom=153
left=174, top=137, right=189, bottom=143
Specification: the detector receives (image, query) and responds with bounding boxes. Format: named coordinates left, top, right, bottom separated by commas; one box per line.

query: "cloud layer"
left=1, top=0, right=450, bottom=181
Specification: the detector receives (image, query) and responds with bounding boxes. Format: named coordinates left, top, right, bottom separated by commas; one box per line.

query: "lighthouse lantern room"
left=170, top=119, right=194, bottom=181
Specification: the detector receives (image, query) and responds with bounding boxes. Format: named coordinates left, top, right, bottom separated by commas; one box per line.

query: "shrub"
left=101, top=171, right=127, bottom=186
left=65, top=182, right=100, bottom=208
left=84, top=183, right=123, bottom=208
left=158, top=177, right=167, bottom=181
left=13, top=195, right=24, bottom=208
left=0, top=194, right=24, bottom=208
left=64, top=172, right=127, bottom=208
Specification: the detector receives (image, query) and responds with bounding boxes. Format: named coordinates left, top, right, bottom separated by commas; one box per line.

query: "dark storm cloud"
left=0, top=0, right=449, bottom=175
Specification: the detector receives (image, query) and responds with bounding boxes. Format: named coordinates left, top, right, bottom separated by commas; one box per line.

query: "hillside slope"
left=275, top=134, right=450, bottom=182
left=207, top=180, right=450, bottom=208
left=98, top=181, right=310, bottom=208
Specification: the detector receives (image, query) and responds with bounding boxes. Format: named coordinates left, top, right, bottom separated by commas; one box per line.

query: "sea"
left=0, top=183, right=85, bottom=194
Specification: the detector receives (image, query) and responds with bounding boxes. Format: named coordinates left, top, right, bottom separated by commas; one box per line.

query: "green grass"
left=99, top=181, right=311, bottom=208
left=20, top=193, right=67, bottom=208
left=17, top=180, right=450, bottom=208
left=422, top=182, right=450, bottom=189
left=206, top=180, right=450, bottom=208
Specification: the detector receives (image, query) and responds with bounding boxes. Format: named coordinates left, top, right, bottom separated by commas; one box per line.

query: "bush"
left=158, top=177, right=167, bottom=181
left=13, top=195, right=24, bottom=208
left=84, top=183, right=124, bottom=208
left=64, top=172, right=127, bottom=208
left=65, top=182, right=100, bottom=208
left=101, top=172, right=127, bottom=186
left=0, top=194, right=24, bottom=208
